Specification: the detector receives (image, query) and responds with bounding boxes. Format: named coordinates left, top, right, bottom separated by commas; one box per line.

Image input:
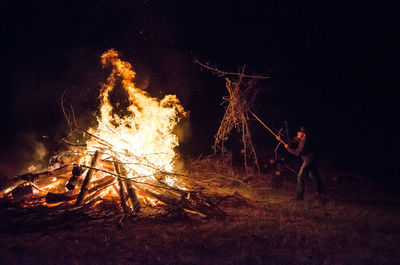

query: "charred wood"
left=11, top=184, right=34, bottom=200
left=66, top=165, right=83, bottom=190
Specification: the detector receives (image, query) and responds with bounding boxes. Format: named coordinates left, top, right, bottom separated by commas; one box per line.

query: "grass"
left=0, top=160, right=399, bottom=264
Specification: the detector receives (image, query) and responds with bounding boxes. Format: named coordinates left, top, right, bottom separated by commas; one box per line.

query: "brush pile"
left=194, top=60, right=270, bottom=177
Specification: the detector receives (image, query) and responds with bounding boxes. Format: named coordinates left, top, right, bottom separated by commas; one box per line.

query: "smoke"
left=174, top=118, right=192, bottom=144
left=9, top=133, right=49, bottom=175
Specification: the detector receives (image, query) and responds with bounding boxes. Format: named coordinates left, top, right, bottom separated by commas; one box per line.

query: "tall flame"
left=86, top=49, right=186, bottom=186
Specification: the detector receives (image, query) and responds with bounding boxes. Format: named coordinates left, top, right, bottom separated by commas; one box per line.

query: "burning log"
left=116, top=176, right=130, bottom=213
left=45, top=191, right=76, bottom=204
left=20, top=173, right=40, bottom=182
left=142, top=188, right=180, bottom=205
left=0, top=165, right=73, bottom=198
left=125, top=181, right=140, bottom=212
left=78, top=175, right=115, bottom=204
left=11, top=184, right=34, bottom=200
left=45, top=176, right=115, bottom=204
left=66, top=165, right=83, bottom=190
left=113, top=161, right=140, bottom=212
left=76, top=151, right=100, bottom=205
left=0, top=179, right=27, bottom=198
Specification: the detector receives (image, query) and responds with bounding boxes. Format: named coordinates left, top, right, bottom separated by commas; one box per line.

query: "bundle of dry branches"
left=195, top=60, right=270, bottom=178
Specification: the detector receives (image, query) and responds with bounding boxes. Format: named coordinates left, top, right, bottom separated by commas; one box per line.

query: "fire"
left=81, top=49, right=187, bottom=201
left=90, top=49, right=184, bottom=174
left=1, top=49, right=188, bottom=210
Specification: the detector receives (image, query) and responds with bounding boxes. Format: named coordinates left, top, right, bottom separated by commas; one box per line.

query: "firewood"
left=45, top=191, right=77, bottom=204
left=125, top=181, right=140, bottom=212
left=0, top=180, right=27, bottom=198
left=66, top=165, right=83, bottom=190
left=46, top=176, right=115, bottom=204
left=113, top=161, right=140, bottom=212
left=11, top=184, right=34, bottom=200
left=0, top=166, right=70, bottom=197
left=141, top=188, right=180, bottom=205
left=117, top=176, right=130, bottom=213
left=82, top=177, right=116, bottom=204
left=75, top=151, right=100, bottom=205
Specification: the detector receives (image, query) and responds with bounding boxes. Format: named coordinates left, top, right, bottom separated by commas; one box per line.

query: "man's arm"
left=286, top=137, right=306, bottom=157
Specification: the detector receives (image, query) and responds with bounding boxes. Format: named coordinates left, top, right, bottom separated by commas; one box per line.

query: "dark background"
left=0, top=1, right=398, bottom=183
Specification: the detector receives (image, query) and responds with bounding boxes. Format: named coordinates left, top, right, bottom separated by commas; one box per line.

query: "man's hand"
left=276, top=136, right=288, bottom=148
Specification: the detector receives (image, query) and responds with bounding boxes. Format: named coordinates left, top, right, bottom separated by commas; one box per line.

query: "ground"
left=1, top=168, right=400, bottom=265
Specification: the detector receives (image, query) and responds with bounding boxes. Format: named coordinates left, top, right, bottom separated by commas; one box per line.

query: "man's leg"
left=309, top=162, right=324, bottom=195
left=296, top=160, right=308, bottom=200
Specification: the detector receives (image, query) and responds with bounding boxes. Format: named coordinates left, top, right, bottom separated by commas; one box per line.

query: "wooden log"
left=46, top=176, right=114, bottom=204
left=66, top=165, right=83, bottom=190
left=75, top=151, right=100, bottom=205
left=113, top=161, right=133, bottom=214
left=11, top=184, right=34, bottom=200
left=113, top=161, right=140, bottom=212
left=81, top=177, right=115, bottom=204
left=143, top=188, right=207, bottom=217
left=125, top=180, right=140, bottom=212
left=117, top=175, right=130, bottom=213
left=45, top=191, right=76, bottom=204
left=0, top=180, right=26, bottom=197
left=0, top=165, right=74, bottom=197
left=142, top=188, right=180, bottom=205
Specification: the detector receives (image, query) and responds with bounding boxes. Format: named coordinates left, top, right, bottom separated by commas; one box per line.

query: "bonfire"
left=0, top=50, right=227, bottom=221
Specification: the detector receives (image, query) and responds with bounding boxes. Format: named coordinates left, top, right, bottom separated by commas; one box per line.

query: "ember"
left=0, top=50, right=221, bottom=218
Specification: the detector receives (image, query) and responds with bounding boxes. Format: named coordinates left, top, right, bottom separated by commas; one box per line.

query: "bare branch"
left=194, top=59, right=270, bottom=79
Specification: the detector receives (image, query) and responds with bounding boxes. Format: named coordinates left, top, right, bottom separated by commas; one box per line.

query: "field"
left=1, top=161, right=399, bottom=265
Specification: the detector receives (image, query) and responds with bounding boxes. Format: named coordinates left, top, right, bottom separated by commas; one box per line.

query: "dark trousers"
left=297, top=157, right=324, bottom=198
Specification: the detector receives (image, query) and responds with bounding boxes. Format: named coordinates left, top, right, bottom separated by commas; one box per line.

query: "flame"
left=1, top=49, right=187, bottom=209
left=81, top=49, right=186, bottom=203
left=89, top=49, right=184, bottom=172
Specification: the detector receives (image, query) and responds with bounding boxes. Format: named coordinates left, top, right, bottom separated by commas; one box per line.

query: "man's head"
left=296, top=126, right=306, bottom=140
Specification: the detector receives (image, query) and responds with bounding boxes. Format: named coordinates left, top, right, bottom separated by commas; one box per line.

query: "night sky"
left=0, top=1, right=398, bottom=183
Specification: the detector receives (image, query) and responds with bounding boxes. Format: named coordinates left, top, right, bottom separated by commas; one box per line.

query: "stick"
left=248, top=110, right=287, bottom=145
left=194, top=60, right=270, bottom=79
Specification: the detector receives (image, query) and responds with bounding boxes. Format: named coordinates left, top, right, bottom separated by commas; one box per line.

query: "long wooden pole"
left=248, top=110, right=287, bottom=145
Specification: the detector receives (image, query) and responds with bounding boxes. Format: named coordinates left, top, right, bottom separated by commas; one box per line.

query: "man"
left=277, top=127, right=324, bottom=200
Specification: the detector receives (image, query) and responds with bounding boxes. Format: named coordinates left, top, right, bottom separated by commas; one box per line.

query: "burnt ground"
left=0, top=171, right=400, bottom=265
